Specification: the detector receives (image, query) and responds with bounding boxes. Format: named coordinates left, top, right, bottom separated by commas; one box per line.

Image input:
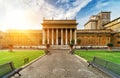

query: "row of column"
left=42, top=29, right=76, bottom=45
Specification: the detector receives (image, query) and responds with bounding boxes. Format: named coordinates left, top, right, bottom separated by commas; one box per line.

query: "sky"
left=0, top=0, right=120, bottom=31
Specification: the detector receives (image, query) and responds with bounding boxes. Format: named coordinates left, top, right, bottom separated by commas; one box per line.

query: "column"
left=42, top=29, right=45, bottom=45
left=70, top=29, right=72, bottom=43
left=56, top=29, right=58, bottom=45
left=74, top=29, right=76, bottom=45
left=47, top=29, right=49, bottom=44
left=66, top=29, right=68, bottom=45
left=52, top=29, right=54, bottom=45
left=61, top=29, right=63, bottom=45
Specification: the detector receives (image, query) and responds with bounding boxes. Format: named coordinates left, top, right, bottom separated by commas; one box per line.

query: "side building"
left=104, top=17, right=120, bottom=47
left=84, top=11, right=120, bottom=47
left=77, top=29, right=112, bottom=47
left=0, top=30, right=42, bottom=48
left=84, top=12, right=111, bottom=29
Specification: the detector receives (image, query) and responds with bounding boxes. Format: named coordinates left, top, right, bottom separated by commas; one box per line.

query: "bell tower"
left=98, top=12, right=111, bottom=29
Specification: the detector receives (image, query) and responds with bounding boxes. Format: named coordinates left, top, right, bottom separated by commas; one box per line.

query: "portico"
left=42, top=20, right=77, bottom=45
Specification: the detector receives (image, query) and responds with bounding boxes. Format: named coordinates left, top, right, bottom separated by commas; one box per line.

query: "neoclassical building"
left=0, top=11, right=120, bottom=48
left=42, top=20, right=77, bottom=45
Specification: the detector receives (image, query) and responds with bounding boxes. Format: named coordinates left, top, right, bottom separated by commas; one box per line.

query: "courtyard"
left=0, top=0, right=120, bottom=78
left=0, top=49, right=120, bottom=78
left=19, top=50, right=111, bottom=78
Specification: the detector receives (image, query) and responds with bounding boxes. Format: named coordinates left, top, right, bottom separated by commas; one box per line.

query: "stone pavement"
left=19, top=50, right=111, bottom=78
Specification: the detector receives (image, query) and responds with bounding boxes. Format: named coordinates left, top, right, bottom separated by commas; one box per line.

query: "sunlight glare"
left=0, top=27, right=7, bottom=32
left=2, top=10, right=42, bottom=30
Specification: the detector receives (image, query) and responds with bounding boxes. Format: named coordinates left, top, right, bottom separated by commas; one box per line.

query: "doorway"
left=58, top=37, right=61, bottom=45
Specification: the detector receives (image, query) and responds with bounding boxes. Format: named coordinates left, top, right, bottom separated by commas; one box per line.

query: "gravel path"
left=18, top=50, right=111, bottom=78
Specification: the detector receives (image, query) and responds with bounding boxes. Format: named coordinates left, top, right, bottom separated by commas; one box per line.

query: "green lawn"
left=75, top=50, right=120, bottom=64
left=0, top=50, right=45, bottom=68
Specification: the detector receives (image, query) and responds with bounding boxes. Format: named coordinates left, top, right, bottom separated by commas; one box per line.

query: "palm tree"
left=107, top=43, right=114, bottom=51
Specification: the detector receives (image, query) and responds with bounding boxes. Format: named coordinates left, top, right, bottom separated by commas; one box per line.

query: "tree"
left=107, top=43, right=114, bottom=51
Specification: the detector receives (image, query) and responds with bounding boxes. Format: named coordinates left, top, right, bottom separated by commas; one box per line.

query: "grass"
left=0, top=50, right=45, bottom=68
left=75, top=50, right=120, bottom=64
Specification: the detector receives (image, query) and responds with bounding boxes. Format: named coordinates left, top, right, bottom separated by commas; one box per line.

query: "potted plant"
left=45, top=40, right=50, bottom=54
left=70, top=40, right=75, bottom=54
left=9, top=44, right=13, bottom=52
left=46, top=43, right=50, bottom=49
left=70, top=40, right=75, bottom=48
left=107, top=43, right=114, bottom=51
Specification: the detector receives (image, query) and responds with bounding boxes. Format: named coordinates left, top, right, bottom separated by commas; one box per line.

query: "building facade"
left=76, top=29, right=112, bottom=46
left=84, top=12, right=111, bottom=29
left=42, top=20, right=77, bottom=45
left=0, top=11, right=120, bottom=48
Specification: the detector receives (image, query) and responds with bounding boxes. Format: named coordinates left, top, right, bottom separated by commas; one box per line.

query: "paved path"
left=19, top=50, right=111, bottom=78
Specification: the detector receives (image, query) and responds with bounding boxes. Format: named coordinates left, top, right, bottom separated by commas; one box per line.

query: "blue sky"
left=0, top=0, right=120, bottom=30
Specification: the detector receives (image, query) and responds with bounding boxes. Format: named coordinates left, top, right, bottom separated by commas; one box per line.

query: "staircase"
left=49, top=45, right=70, bottom=50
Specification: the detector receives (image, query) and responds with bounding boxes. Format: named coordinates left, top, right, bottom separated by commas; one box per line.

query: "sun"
left=0, top=27, right=7, bottom=32
left=4, top=10, right=29, bottom=30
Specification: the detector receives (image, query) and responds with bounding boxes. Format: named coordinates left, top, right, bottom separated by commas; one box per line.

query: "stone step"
left=49, top=45, right=70, bottom=50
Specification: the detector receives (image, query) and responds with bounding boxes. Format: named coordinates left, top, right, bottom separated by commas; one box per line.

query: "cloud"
left=20, top=0, right=92, bottom=19
left=56, top=0, right=69, bottom=4
left=0, top=0, right=92, bottom=30
left=76, top=0, right=111, bottom=29
left=65, top=0, right=92, bottom=18
left=77, top=15, right=90, bottom=29
left=95, top=1, right=110, bottom=9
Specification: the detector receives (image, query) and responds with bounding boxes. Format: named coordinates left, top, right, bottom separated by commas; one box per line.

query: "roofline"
left=43, top=19, right=77, bottom=21
left=84, top=20, right=97, bottom=26
left=104, top=17, right=120, bottom=26
left=77, top=29, right=112, bottom=31
left=42, top=23, right=78, bottom=25
left=98, top=11, right=111, bottom=14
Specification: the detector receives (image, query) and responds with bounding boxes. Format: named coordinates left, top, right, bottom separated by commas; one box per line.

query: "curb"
left=74, top=54, right=87, bottom=62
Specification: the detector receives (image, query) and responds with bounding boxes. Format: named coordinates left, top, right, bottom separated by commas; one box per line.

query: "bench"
left=88, top=57, right=120, bottom=78
left=0, top=62, right=22, bottom=78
